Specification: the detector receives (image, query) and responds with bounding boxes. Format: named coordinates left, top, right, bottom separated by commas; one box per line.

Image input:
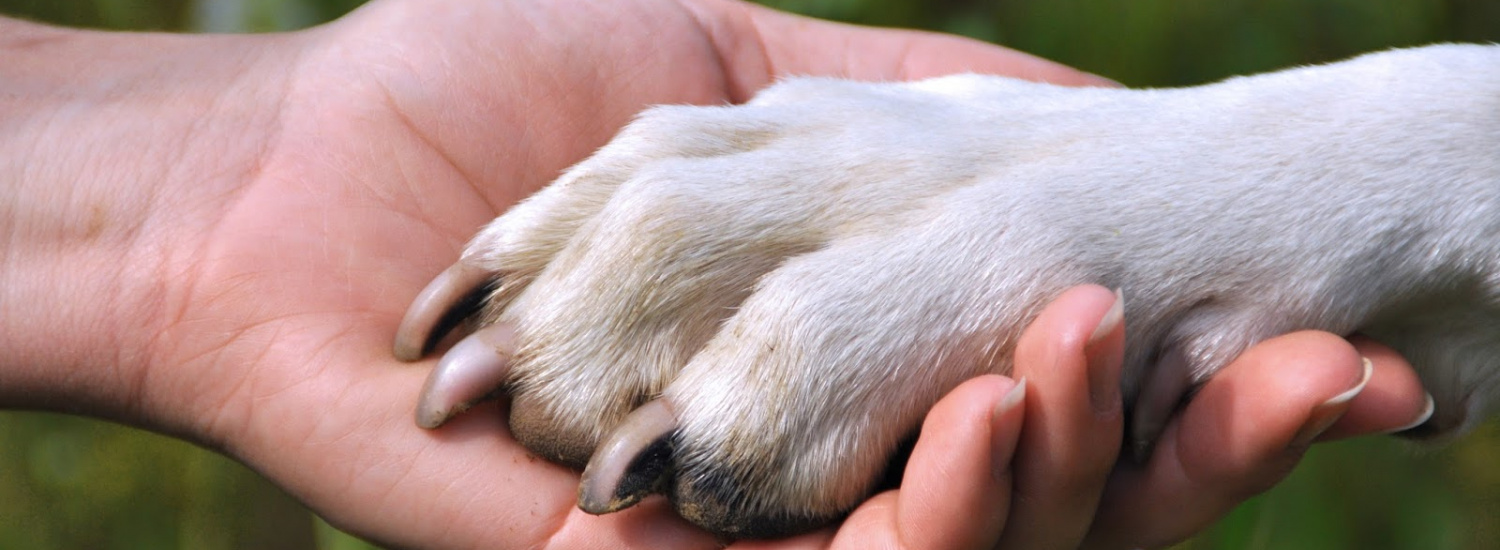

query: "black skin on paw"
left=672, top=466, right=836, bottom=539
left=420, top=282, right=493, bottom=356
left=672, top=433, right=918, bottom=539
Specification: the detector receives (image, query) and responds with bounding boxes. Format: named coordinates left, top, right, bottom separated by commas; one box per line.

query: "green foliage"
left=1173, top=429, right=1500, bottom=550
left=0, top=412, right=375, bottom=550
left=0, top=0, right=362, bottom=31
left=1, top=1, right=1498, bottom=549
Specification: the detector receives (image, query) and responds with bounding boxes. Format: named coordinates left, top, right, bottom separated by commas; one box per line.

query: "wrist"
left=0, top=18, right=297, bottom=429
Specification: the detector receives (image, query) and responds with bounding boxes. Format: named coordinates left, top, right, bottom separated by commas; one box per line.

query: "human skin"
left=0, top=0, right=1430, bottom=548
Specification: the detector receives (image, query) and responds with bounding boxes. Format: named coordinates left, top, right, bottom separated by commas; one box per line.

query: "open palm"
left=133, top=0, right=1110, bottom=547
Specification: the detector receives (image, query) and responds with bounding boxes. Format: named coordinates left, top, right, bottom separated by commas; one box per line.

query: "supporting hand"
left=0, top=1, right=1428, bottom=547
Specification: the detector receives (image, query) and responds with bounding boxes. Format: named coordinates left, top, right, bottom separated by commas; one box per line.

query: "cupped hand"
left=735, top=287, right=1431, bottom=550
left=112, top=0, right=1105, bottom=546
left=14, top=0, right=1427, bottom=547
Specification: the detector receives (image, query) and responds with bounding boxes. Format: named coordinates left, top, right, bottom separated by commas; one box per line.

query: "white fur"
left=461, top=45, right=1500, bottom=523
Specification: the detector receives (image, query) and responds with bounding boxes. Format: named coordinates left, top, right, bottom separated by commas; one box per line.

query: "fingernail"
left=991, top=378, right=1027, bottom=481
left=995, top=378, right=1028, bottom=416
left=1086, top=289, right=1125, bottom=415
left=1386, top=392, right=1436, bottom=434
left=1291, top=357, right=1373, bottom=448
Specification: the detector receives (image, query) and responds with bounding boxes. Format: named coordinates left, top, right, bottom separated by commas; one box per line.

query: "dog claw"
left=394, top=262, right=496, bottom=361
left=415, top=323, right=517, bottom=429
left=579, top=400, right=678, bottom=515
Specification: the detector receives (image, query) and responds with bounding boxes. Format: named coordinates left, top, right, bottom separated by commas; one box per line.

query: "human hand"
left=973, top=287, right=1432, bottom=550
left=0, top=0, right=1428, bottom=548
left=696, top=286, right=1432, bottom=550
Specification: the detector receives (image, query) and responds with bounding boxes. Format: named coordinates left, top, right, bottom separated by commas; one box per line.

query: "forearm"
left=0, top=17, right=291, bottom=424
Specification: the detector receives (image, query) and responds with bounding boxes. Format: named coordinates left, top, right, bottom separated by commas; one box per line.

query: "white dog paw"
left=396, top=44, right=1500, bottom=537
left=396, top=77, right=1081, bottom=535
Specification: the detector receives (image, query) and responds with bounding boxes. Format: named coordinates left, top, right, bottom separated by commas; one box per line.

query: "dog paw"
left=394, top=76, right=1104, bottom=536
left=394, top=45, right=1500, bottom=538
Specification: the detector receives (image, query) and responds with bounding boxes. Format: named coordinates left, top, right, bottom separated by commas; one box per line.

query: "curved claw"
left=394, top=262, right=496, bottom=361
left=579, top=400, right=678, bottom=515
left=415, top=323, right=517, bottom=429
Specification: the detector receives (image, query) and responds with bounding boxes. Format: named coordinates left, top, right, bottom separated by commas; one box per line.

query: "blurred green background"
left=2, top=0, right=1499, bottom=549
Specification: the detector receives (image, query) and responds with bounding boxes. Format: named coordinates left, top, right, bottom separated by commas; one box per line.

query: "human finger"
left=889, top=375, right=1026, bottom=549
left=995, top=285, right=1125, bottom=549
left=761, top=376, right=1026, bottom=550
left=1081, top=332, right=1376, bottom=549
left=682, top=0, right=1118, bottom=102
left=1318, top=335, right=1432, bottom=440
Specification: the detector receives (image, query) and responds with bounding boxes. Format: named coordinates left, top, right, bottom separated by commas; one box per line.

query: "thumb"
left=688, top=0, right=1118, bottom=100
